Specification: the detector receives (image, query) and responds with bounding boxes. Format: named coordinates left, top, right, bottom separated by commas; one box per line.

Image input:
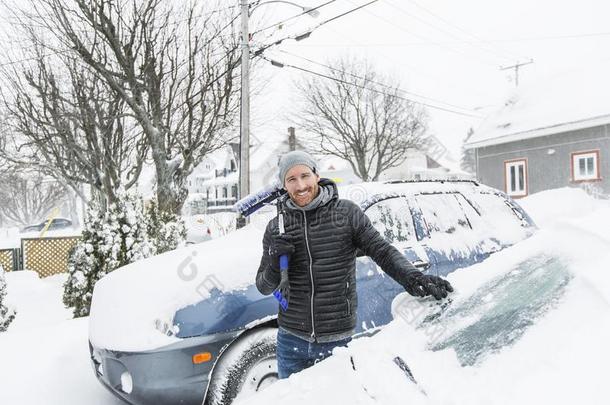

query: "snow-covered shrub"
left=0, top=265, right=16, bottom=332
left=63, top=190, right=155, bottom=317
left=146, top=199, right=187, bottom=254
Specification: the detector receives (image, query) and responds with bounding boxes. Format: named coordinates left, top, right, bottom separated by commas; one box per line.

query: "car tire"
left=204, top=327, right=278, bottom=405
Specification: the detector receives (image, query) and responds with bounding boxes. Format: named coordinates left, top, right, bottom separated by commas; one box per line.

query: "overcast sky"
left=248, top=0, right=610, bottom=160
left=2, top=0, right=609, bottom=162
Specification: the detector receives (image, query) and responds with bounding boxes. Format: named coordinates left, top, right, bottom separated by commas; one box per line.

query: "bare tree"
left=1, top=44, right=147, bottom=208
left=296, top=57, right=428, bottom=182
left=6, top=0, right=241, bottom=215
left=0, top=168, right=67, bottom=226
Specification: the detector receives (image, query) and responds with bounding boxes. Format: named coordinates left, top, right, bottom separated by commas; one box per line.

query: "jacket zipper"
left=303, top=213, right=316, bottom=340
left=346, top=281, right=351, bottom=315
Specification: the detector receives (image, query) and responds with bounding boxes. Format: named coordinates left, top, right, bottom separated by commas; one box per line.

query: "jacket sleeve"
left=349, top=201, right=418, bottom=285
left=256, top=221, right=281, bottom=295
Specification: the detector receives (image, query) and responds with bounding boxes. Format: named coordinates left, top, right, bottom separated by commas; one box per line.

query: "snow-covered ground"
left=0, top=272, right=122, bottom=404
left=0, top=187, right=608, bottom=404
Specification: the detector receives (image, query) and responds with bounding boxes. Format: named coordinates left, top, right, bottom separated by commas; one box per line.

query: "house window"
left=572, top=150, right=600, bottom=181
left=504, top=159, right=527, bottom=197
left=223, top=187, right=228, bottom=199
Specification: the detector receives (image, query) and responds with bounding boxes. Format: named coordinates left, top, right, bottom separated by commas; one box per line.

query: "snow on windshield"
left=427, top=254, right=572, bottom=366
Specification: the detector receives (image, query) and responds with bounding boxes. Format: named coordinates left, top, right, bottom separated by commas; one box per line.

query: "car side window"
left=365, top=197, right=414, bottom=243
left=415, top=193, right=471, bottom=235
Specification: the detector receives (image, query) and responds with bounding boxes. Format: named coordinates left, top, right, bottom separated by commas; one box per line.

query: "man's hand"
left=269, top=234, right=295, bottom=271
left=401, top=271, right=454, bottom=300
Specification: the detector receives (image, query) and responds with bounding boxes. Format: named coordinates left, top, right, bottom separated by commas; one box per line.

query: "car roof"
left=337, top=179, right=495, bottom=207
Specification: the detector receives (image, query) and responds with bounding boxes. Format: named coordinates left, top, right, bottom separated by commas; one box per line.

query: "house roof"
left=465, top=63, right=610, bottom=149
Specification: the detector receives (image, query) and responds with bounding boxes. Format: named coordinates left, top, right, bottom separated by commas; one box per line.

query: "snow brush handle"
left=279, top=254, right=289, bottom=272
left=273, top=290, right=288, bottom=311
left=272, top=255, right=289, bottom=311
left=273, top=201, right=289, bottom=311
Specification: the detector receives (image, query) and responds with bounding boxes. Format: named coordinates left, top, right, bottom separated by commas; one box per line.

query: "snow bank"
left=237, top=187, right=609, bottom=405
left=0, top=317, right=123, bottom=405
left=519, top=187, right=610, bottom=228
left=0, top=268, right=120, bottom=404
left=4, top=271, right=73, bottom=332
left=88, top=224, right=267, bottom=351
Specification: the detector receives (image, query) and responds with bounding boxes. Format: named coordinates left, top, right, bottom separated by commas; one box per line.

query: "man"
left=255, top=150, right=453, bottom=379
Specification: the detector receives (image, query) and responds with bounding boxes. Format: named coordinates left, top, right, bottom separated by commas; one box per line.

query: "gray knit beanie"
left=278, top=150, right=318, bottom=186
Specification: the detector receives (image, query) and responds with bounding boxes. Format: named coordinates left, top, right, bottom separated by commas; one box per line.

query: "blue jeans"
left=276, top=328, right=351, bottom=379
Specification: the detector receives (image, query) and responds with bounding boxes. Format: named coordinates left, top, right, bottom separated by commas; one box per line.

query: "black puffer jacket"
left=255, top=179, right=417, bottom=342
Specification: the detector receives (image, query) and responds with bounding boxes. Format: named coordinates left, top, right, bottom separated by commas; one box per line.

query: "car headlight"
left=120, top=371, right=133, bottom=394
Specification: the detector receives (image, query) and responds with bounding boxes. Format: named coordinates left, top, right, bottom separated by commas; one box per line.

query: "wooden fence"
left=20, top=236, right=81, bottom=278
left=0, top=249, right=18, bottom=272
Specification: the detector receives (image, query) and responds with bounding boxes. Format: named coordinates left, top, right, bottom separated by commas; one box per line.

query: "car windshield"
left=418, top=253, right=572, bottom=366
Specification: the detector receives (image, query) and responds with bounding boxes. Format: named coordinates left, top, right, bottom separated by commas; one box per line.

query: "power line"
left=500, top=59, right=534, bottom=87
left=343, top=0, right=500, bottom=68
left=400, top=0, right=525, bottom=62
left=259, top=54, right=483, bottom=118
left=275, top=49, right=478, bottom=113
left=251, top=0, right=379, bottom=57
left=0, top=49, right=71, bottom=68
left=251, top=0, right=337, bottom=36
left=383, top=0, right=524, bottom=64
left=279, top=30, right=610, bottom=46
left=297, top=20, right=496, bottom=100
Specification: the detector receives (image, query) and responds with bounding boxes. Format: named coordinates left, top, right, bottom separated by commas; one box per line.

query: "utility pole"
left=236, top=0, right=320, bottom=229
left=238, top=0, right=250, bottom=228
left=500, top=59, right=533, bottom=87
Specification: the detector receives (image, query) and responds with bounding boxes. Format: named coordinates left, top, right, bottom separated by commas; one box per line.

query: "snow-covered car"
left=21, top=217, right=73, bottom=232
left=88, top=180, right=536, bottom=405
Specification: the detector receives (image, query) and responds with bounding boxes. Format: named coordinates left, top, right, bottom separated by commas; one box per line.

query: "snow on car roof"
left=338, top=180, right=491, bottom=206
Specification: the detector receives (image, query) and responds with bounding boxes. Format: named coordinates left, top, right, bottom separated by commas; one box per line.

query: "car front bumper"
left=89, top=330, right=242, bottom=405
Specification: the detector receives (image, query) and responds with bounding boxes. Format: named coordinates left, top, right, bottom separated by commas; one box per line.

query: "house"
left=186, top=128, right=306, bottom=214
left=465, top=65, right=610, bottom=198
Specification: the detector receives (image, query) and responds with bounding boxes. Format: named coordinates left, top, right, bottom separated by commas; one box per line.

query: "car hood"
left=89, top=223, right=266, bottom=352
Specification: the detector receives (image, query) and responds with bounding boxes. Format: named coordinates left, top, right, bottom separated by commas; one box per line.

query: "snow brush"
left=232, top=182, right=286, bottom=217
left=232, top=183, right=289, bottom=311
